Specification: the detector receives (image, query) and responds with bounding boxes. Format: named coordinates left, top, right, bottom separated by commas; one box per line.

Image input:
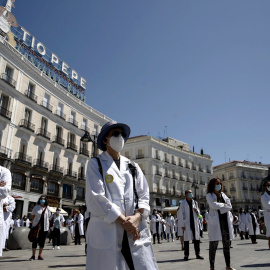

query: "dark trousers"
left=32, top=230, right=48, bottom=249
left=52, top=228, right=60, bottom=247
left=184, top=240, right=200, bottom=257
left=250, top=235, right=257, bottom=243
left=153, top=233, right=160, bottom=244
left=209, top=230, right=230, bottom=268
left=75, top=224, right=81, bottom=245
left=233, top=225, right=240, bottom=235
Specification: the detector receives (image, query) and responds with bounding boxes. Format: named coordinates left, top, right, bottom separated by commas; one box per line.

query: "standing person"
left=2, top=194, right=15, bottom=251
left=178, top=190, right=204, bottom=261
left=29, top=195, right=50, bottom=261
left=66, top=215, right=74, bottom=240
left=261, top=180, right=270, bottom=249
left=49, top=207, right=65, bottom=250
left=174, top=216, right=179, bottom=240
left=13, top=215, right=20, bottom=229
left=246, top=208, right=260, bottom=244
left=0, top=166, right=12, bottom=257
left=160, top=215, right=167, bottom=241
left=85, top=121, right=158, bottom=270
left=20, top=215, right=30, bottom=227
left=232, top=214, right=240, bottom=237
left=206, top=178, right=235, bottom=270
left=239, top=208, right=247, bottom=240
left=177, top=206, right=184, bottom=250
left=165, top=212, right=175, bottom=242
left=151, top=209, right=162, bottom=244
left=73, top=209, right=84, bottom=245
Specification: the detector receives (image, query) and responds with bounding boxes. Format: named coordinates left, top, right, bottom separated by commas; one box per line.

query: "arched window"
left=12, top=172, right=26, bottom=190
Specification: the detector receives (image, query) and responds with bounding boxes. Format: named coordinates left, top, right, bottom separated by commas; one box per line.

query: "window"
left=156, top=198, right=161, bottom=206
left=3, top=65, right=15, bottom=86
left=63, top=184, right=72, bottom=199
left=12, top=172, right=26, bottom=190
left=82, top=118, right=88, bottom=131
left=124, top=151, right=130, bottom=159
left=47, top=181, right=59, bottom=196
left=30, top=177, right=43, bottom=193
left=42, top=93, right=51, bottom=111
left=56, top=103, right=65, bottom=119
left=0, top=93, right=11, bottom=111
left=56, top=126, right=63, bottom=138
left=19, top=139, right=27, bottom=156
left=40, top=117, right=48, bottom=131
left=24, top=108, right=32, bottom=122
left=93, top=124, right=98, bottom=135
left=76, top=187, right=85, bottom=201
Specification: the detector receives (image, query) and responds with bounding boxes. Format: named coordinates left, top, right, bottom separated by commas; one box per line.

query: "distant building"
left=121, top=136, right=213, bottom=214
left=213, top=160, right=268, bottom=212
left=0, top=2, right=111, bottom=217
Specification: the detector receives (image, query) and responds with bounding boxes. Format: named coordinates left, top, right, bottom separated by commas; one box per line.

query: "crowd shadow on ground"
left=241, top=263, right=270, bottom=268
left=48, top=264, right=85, bottom=268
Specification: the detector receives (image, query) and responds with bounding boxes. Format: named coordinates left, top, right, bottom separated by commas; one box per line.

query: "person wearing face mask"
left=206, top=178, right=235, bottom=270
left=238, top=208, right=248, bottom=240
left=86, top=121, right=158, bottom=270
left=165, top=212, right=175, bottom=242
left=178, top=190, right=204, bottom=261
left=20, top=215, right=30, bottom=227
left=151, top=209, right=162, bottom=244
left=29, top=195, right=50, bottom=261
left=49, top=207, right=65, bottom=250
left=66, top=215, right=74, bottom=240
left=261, top=180, right=270, bottom=249
left=246, top=207, right=260, bottom=244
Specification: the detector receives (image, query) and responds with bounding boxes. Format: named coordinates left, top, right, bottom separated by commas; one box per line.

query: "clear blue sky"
left=8, top=0, right=270, bottom=166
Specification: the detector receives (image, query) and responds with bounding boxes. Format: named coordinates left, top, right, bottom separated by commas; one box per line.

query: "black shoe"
left=252, top=242, right=257, bottom=244
left=196, top=255, right=204, bottom=260
left=3, top=248, right=9, bottom=251
left=38, top=255, right=44, bottom=260
left=230, top=246, right=233, bottom=248
left=184, top=256, right=188, bottom=261
left=29, top=256, right=35, bottom=261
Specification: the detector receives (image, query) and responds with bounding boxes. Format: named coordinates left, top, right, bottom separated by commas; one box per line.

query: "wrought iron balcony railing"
left=19, top=119, right=35, bottom=132
left=24, top=90, right=37, bottom=102
left=1, top=73, right=16, bottom=87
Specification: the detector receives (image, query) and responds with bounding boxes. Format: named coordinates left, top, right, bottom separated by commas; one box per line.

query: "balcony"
left=67, top=142, right=78, bottom=152
left=200, top=180, right=205, bottom=185
left=172, top=175, right=178, bottom=180
left=37, top=128, right=51, bottom=140
left=78, top=172, right=86, bottom=181
left=186, top=164, right=190, bottom=169
left=155, top=171, right=162, bottom=176
left=192, top=166, right=197, bottom=171
left=55, top=110, right=66, bottom=120
left=155, top=155, right=160, bottom=160
left=136, top=154, right=144, bottom=159
left=172, top=160, right=176, bottom=165
left=164, top=158, right=170, bottom=163
left=52, top=136, right=65, bottom=147
left=0, top=106, right=12, bottom=120
left=164, top=173, right=171, bottom=178
left=24, top=90, right=37, bottom=103
left=76, top=195, right=84, bottom=201
left=33, top=159, right=49, bottom=171
left=49, top=164, right=63, bottom=176
left=179, top=162, right=183, bottom=167
left=206, top=169, right=211, bottom=173
left=64, top=169, right=77, bottom=179
left=80, top=125, right=90, bottom=132
left=14, top=152, right=32, bottom=166
left=243, top=186, right=248, bottom=191
left=199, top=168, right=203, bottom=172
left=230, top=187, right=236, bottom=192
left=79, top=148, right=89, bottom=157
left=40, top=100, right=53, bottom=112
left=0, top=145, right=12, bottom=159
left=19, top=119, right=35, bottom=132
left=186, top=178, right=191, bottom=182
left=68, top=118, right=78, bottom=127
left=1, top=73, right=16, bottom=87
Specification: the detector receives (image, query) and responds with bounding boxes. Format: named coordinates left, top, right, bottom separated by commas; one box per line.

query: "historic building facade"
left=121, top=136, right=213, bottom=214
left=0, top=2, right=111, bottom=217
left=213, top=160, right=268, bottom=212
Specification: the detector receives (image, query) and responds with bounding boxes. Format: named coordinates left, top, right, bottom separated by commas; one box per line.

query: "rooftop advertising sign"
left=10, top=26, right=86, bottom=102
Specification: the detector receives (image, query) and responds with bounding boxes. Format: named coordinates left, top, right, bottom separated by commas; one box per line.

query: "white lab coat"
left=177, top=208, right=183, bottom=237
left=151, top=214, right=162, bottom=234
left=0, top=166, right=12, bottom=257
left=85, top=151, right=158, bottom=270
left=246, top=213, right=260, bottom=236
left=14, top=218, right=20, bottom=229
left=31, top=205, right=50, bottom=231
left=239, top=213, right=247, bottom=232
left=50, top=214, right=65, bottom=231
left=206, top=192, right=234, bottom=241
left=2, top=195, right=15, bottom=243
left=261, top=192, right=270, bottom=238
left=74, top=213, right=84, bottom=236
left=165, top=216, right=175, bottom=234
left=178, top=199, right=201, bottom=241
left=20, top=218, right=30, bottom=228
left=161, top=218, right=166, bottom=233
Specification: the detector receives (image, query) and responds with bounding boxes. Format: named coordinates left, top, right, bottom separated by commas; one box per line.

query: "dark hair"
left=207, top=178, right=223, bottom=193
left=37, top=195, right=48, bottom=206
left=152, top=208, right=157, bottom=214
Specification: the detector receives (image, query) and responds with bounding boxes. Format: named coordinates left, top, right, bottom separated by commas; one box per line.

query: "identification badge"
left=105, top=174, right=114, bottom=183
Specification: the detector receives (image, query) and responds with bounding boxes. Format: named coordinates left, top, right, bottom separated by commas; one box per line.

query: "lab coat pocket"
left=88, top=221, right=114, bottom=249
left=135, top=219, right=151, bottom=245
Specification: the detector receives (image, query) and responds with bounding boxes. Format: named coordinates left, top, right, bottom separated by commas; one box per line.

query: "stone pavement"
left=0, top=233, right=269, bottom=270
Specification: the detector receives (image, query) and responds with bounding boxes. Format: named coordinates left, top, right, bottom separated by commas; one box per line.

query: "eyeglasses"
left=111, top=130, right=127, bottom=138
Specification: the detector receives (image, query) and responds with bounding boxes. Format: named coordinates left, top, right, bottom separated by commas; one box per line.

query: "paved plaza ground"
left=0, top=233, right=269, bottom=270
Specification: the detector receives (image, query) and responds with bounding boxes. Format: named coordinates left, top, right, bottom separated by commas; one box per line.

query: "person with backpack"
left=85, top=121, right=158, bottom=270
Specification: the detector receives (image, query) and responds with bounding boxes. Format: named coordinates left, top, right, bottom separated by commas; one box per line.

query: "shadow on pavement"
left=159, top=250, right=181, bottom=252
left=48, top=264, right=85, bottom=268
left=254, top=249, right=269, bottom=251
left=157, top=258, right=196, bottom=263
left=236, top=243, right=252, bottom=245
left=0, top=259, right=28, bottom=262
left=241, top=263, right=270, bottom=268
left=55, top=255, right=86, bottom=257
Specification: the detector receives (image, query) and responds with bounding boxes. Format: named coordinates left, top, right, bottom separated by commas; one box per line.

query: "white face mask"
left=109, top=135, right=125, bottom=152
left=267, top=186, right=270, bottom=192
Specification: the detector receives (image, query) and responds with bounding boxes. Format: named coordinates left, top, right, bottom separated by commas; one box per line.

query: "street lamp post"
left=80, top=131, right=98, bottom=157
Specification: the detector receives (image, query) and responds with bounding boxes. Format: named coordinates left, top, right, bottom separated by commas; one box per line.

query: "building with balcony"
left=121, top=136, right=213, bottom=214
left=213, top=160, right=269, bottom=212
left=0, top=3, right=112, bottom=217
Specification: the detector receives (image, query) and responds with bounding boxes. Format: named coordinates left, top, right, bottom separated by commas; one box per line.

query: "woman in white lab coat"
left=85, top=121, right=158, bottom=270
left=246, top=208, right=260, bottom=244
left=73, top=210, right=84, bottom=245
left=66, top=216, right=74, bottom=239
left=165, top=212, right=175, bottom=242
left=177, top=206, right=184, bottom=250
left=206, top=178, right=235, bottom=270
left=238, top=208, right=248, bottom=240
left=0, top=166, right=12, bottom=257
left=261, top=180, right=270, bottom=249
